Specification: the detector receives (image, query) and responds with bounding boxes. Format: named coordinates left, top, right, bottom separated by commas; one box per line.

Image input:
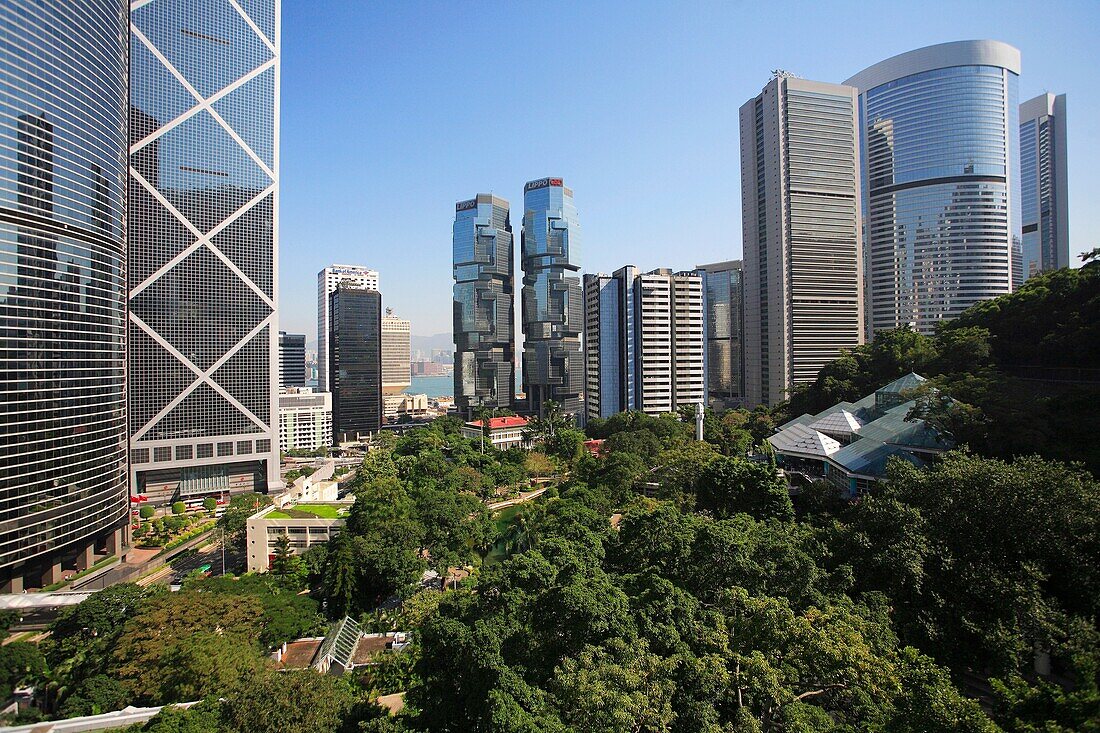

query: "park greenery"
left=1, top=261, right=1097, bottom=731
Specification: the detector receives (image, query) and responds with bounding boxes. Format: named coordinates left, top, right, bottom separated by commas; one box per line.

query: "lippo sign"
left=524, top=177, right=563, bottom=192
left=455, top=199, right=477, bottom=212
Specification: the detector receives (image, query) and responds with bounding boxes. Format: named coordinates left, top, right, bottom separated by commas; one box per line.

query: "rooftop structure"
left=245, top=501, right=350, bottom=573
left=768, top=373, right=950, bottom=495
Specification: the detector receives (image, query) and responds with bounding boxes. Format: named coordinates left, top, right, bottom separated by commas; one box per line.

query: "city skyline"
left=277, top=2, right=1099, bottom=339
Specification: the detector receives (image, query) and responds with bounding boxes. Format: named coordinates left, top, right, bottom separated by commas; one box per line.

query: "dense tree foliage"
left=784, top=261, right=1100, bottom=472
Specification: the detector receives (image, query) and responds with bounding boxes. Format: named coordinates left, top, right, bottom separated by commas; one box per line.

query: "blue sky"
left=278, top=0, right=1099, bottom=341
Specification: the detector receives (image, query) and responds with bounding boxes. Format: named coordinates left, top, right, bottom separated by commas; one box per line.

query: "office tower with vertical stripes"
left=1019, top=93, right=1069, bottom=282
left=739, top=74, right=864, bottom=407
left=584, top=267, right=705, bottom=421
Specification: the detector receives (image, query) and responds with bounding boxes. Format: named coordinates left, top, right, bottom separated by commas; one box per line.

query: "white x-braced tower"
left=127, top=0, right=281, bottom=499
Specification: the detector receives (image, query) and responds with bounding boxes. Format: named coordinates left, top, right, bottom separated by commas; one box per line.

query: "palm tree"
left=523, top=400, right=571, bottom=448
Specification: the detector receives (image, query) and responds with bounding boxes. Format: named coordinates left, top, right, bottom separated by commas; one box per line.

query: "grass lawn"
left=268, top=504, right=346, bottom=520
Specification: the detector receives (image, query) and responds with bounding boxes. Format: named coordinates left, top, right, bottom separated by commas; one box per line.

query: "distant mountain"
left=411, top=332, right=453, bottom=353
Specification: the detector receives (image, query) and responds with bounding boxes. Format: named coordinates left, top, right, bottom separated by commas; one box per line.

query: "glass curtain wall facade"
left=583, top=273, right=622, bottom=421
left=521, top=178, right=582, bottom=418
left=128, top=0, right=280, bottom=503
left=317, top=265, right=378, bottom=392
left=739, top=76, right=864, bottom=407
left=0, top=0, right=129, bottom=590
left=1019, top=93, right=1069, bottom=282
left=453, top=195, right=513, bottom=419
left=696, top=261, right=743, bottom=408
left=846, top=41, right=1021, bottom=337
left=279, top=331, right=305, bottom=388
left=330, top=284, right=381, bottom=442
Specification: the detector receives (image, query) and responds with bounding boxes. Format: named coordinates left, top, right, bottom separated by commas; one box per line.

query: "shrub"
left=171, top=501, right=186, bottom=515
left=203, top=497, right=217, bottom=512
left=139, top=505, right=155, bottom=519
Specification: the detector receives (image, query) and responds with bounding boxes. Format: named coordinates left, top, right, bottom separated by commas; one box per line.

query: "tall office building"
left=317, top=265, right=379, bottom=392
left=279, top=331, right=306, bottom=388
left=521, top=177, right=582, bottom=418
left=382, top=308, right=411, bottom=395
left=0, top=0, right=129, bottom=591
left=584, top=267, right=705, bottom=421
left=739, top=74, right=864, bottom=407
left=330, top=283, right=381, bottom=442
left=128, top=0, right=281, bottom=502
left=1019, top=93, right=1069, bottom=282
left=846, top=41, right=1021, bottom=337
left=696, top=261, right=744, bottom=409
left=453, top=194, right=514, bottom=418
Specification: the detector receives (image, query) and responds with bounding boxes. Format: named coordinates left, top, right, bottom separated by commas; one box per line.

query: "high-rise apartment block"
left=739, top=75, right=864, bottom=406
left=696, top=261, right=744, bottom=409
left=279, top=388, right=332, bottom=452
left=521, top=178, right=582, bottom=418
left=0, top=0, right=129, bottom=591
left=1019, top=93, right=1069, bottom=281
left=846, top=41, right=1021, bottom=337
left=317, top=265, right=378, bottom=392
left=453, top=194, right=515, bottom=418
left=279, top=331, right=306, bottom=389
left=584, top=267, right=705, bottom=421
left=330, top=283, right=381, bottom=442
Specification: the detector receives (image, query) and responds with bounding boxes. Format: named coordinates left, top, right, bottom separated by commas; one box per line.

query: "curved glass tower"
left=846, top=40, right=1021, bottom=336
left=453, top=194, right=514, bottom=419
left=521, top=178, right=582, bottom=418
left=0, top=0, right=129, bottom=590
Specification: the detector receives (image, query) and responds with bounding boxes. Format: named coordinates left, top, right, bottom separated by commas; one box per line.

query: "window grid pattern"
left=0, top=0, right=130, bottom=568
left=860, top=64, right=1018, bottom=336
left=453, top=195, right=514, bottom=417
left=128, top=0, right=278, bottom=487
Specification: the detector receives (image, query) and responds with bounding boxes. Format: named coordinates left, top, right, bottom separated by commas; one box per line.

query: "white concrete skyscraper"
left=846, top=41, right=1021, bottom=337
left=739, top=74, right=864, bottom=407
left=317, top=265, right=379, bottom=392
left=128, top=0, right=281, bottom=500
left=1019, top=93, right=1069, bottom=282
left=584, top=267, right=705, bottom=421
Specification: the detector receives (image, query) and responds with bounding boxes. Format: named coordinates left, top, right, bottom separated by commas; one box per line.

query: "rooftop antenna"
left=771, top=69, right=798, bottom=80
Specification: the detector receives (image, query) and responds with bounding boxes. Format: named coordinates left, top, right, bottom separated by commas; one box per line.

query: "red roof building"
left=461, top=416, right=530, bottom=450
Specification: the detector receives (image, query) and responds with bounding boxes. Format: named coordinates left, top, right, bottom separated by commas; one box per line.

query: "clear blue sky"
left=279, top=0, right=1099, bottom=341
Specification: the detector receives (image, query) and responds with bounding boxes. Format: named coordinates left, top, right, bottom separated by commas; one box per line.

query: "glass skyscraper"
left=521, top=178, right=582, bottom=418
left=330, top=284, right=381, bottom=442
left=453, top=194, right=514, bottom=419
left=128, top=0, right=280, bottom=501
left=846, top=41, right=1021, bottom=337
left=0, top=0, right=129, bottom=591
left=279, top=331, right=306, bottom=389
left=696, top=261, right=743, bottom=409
left=1019, top=93, right=1069, bottom=282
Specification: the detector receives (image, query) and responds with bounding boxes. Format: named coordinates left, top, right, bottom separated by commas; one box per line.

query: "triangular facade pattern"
left=128, top=0, right=278, bottom=489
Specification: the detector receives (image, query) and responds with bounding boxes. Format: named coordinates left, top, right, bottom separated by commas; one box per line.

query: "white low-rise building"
left=460, top=416, right=529, bottom=451
left=279, top=388, right=332, bottom=451
left=245, top=501, right=351, bottom=573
